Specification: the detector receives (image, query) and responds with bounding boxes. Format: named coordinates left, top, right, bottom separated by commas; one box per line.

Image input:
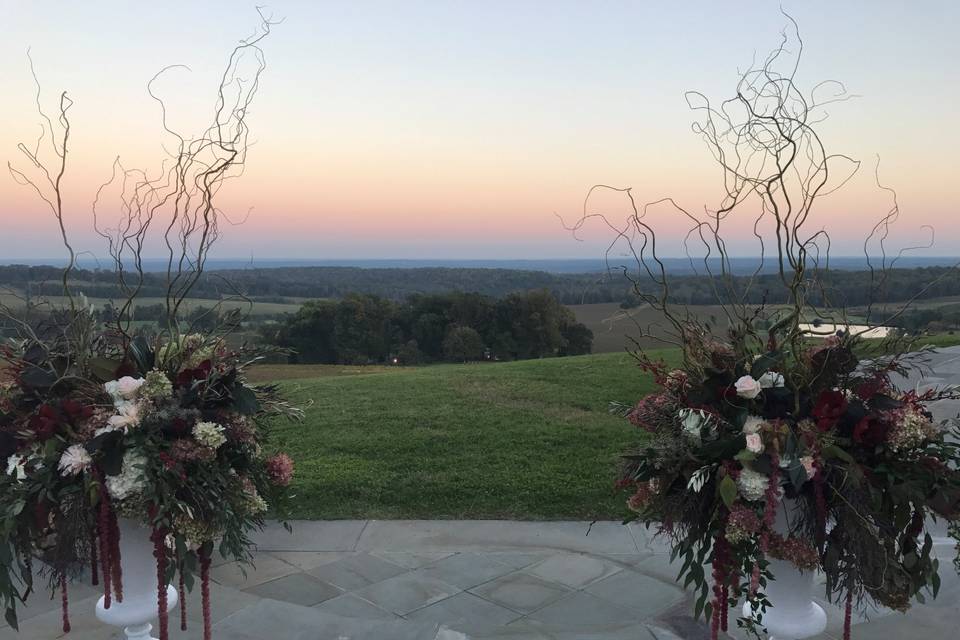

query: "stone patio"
left=3, top=347, right=959, bottom=640
left=3, top=518, right=957, bottom=640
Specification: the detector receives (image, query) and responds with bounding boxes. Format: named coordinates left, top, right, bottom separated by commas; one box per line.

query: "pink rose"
left=745, top=433, right=764, bottom=453
left=734, top=375, right=762, bottom=399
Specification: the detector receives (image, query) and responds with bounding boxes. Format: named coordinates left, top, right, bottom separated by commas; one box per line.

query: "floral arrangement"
left=0, top=326, right=300, bottom=639
left=617, top=333, right=960, bottom=639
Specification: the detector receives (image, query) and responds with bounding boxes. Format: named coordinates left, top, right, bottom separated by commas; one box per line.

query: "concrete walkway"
left=3, top=347, right=959, bottom=640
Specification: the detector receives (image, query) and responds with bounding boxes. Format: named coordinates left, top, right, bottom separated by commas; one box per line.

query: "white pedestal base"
left=94, top=518, right=178, bottom=640
left=741, top=497, right=828, bottom=639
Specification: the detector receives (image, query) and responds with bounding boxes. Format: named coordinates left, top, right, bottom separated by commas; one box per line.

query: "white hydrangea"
left=736, top=467, right=769, bottom=501
left=193, top=421, right=227, bottom=449
left=106, top=452, right=148, bottom=501
left=58, top=445, right=92, bottom=476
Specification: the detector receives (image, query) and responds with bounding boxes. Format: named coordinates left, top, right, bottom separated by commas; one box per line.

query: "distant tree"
left=560, top=321, right=593, bottom=356
left=443, top=326, right=485, bottom=362
left=396, top=339, right=422, bottom=365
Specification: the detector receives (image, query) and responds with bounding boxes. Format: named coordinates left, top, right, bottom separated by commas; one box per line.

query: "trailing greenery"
left=262, top=290, right=594, bottom=364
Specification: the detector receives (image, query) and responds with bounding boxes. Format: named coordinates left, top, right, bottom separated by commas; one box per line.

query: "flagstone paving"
left=4, top=520, right=956, bottom=639
left=4, top=346, right=960, bottom=640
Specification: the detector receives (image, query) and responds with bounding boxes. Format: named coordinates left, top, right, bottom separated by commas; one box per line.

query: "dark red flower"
left=853, top=415, right=891, bottom=447
left=812, top=390, right=848, bottom=432
left=29, top=412, right=58, bottom=441
left=855, top=378, right=886, bottom=402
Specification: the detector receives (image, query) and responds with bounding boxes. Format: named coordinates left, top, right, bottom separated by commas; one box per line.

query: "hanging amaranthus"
left=151, top=526, right=169, bottom=640
left=178, top=559, right=188, bottom=631
left=59, top=573, right=70, bottom=634
left=200, top=548, right=213, bottom=640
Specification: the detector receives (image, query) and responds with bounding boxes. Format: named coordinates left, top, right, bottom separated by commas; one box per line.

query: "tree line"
left=2, top=264, right=958, bottom=308
left=261, top=290, right=594, bottom=364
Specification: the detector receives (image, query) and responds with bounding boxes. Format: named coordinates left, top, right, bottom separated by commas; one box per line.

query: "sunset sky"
left=0, top=0, right=957, bottom=261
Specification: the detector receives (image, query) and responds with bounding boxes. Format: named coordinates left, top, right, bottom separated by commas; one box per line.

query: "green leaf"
left=719, top=475, right=738, bottom=507
left=128, top=336, right=155, bottom=374
left=89, top=357, right=122, bottom=382
left=821, top=445, right=854, bottom=463
left=233, top=384, right=260, bottom=415
left=5, top=606, right=18, bottom=631
left=751, top=352, right=779, bottom=378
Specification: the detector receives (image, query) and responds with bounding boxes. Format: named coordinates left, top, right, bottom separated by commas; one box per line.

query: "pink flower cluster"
left=626, top=392, right=672, bottom=432
left=266, top=453, right=294, bottom=486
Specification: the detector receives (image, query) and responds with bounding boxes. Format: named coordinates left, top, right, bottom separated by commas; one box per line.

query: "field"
left=0, top=291, right=302, bottom=317
left=263, top=350, right=678, bottom=520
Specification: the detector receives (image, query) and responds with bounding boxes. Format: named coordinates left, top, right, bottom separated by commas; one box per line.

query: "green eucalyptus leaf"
left=719, top=475, right=738, bottom=507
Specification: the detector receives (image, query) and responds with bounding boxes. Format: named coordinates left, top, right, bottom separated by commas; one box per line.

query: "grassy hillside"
left=265, top=351, right=678, bottom=520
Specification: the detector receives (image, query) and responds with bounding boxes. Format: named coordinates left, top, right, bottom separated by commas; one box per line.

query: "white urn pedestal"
left=741, top=498, right=827, bottom=640
left=95, top=518, right=178, bottom=640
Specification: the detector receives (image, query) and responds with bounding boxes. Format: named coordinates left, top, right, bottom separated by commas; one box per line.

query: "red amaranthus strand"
left=750, top=454, right=781, bottom=601
left=812, top=453, right=827, bottom=553
left=151, top=527, right=169, bottom=640
left=200, top=550, right=213, bottom=640
left=711, top=532, right=730, bottom=640
left=60, top=573, right=70, bottom=633
left=720, top=582, right=729, bottom=632
left=108, top=508, right=123, bottom=602
left=96, top=472, right=113, bottom=609
left=90, top=525, right=99, bottom=586
left=843, top=589, right=853, bottom=640
left=179, top=561, right=188, bottom=631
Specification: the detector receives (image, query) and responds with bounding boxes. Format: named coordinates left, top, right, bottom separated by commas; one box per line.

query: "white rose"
left=105, top=376, right=145, bottom=403
left=734, top=375, right=762, bottom=399
left=758, top=371, right=785, bottom=389
left=745, top=433, right=764, bottom=453
left=800, top=456, right=816, bottom=479
left=742, top=415, right=766, bottom=435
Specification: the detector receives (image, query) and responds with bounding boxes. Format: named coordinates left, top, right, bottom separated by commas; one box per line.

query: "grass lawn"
left=267, top=350, right=679, bottom=520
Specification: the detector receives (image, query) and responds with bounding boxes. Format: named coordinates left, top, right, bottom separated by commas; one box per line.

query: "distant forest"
left=1, top=263, right=958, bottom=307
left=263, top=290, right=593, bottom=364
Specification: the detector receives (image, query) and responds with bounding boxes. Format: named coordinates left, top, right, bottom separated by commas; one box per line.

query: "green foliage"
left=270, top=290, right=592, bottom=365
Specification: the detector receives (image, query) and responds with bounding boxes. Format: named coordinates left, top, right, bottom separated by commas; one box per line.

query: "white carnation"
left=192, top=421, right=227, bottom=449
left=58, top=445, right=92, bottom=476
